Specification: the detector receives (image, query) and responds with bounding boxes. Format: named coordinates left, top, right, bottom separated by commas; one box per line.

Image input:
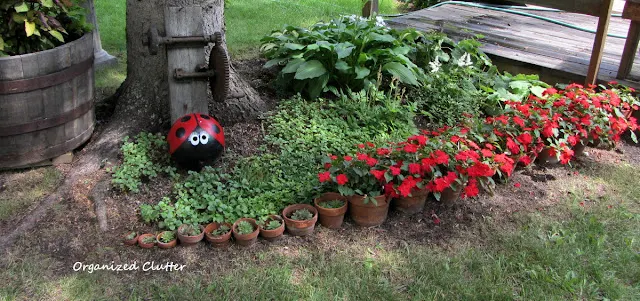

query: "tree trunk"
left=89, top=0, right=267, bottom=160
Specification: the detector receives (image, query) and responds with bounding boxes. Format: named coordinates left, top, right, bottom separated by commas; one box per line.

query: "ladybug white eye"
left=200, top=133, right=209, bottom=145
left=189, top=132, right=200, bottom=146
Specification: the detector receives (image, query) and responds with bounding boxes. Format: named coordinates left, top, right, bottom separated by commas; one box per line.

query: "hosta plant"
left=260, top=15, right=426, bottom=98
left=0, top=0, right=91, bottom=56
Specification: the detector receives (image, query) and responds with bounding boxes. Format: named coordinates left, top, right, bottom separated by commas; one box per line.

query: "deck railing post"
left=586, top=0, right=614, bottom=85
left=362, top=0, right=379, bottom=18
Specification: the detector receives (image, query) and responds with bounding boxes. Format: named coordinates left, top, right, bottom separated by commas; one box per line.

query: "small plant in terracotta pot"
left=123, top=231, right=138, bottom=246
left=314, top=192, right=348, bottom=229
left=259, top=215, right=285, bottom=241
left=156, top=231, right=177, bottom=249
left=177, top=224, right=205, bottom=246
left=138, top=233, right=156, bottom=249
left=233, top=218, right=259, bottom=247
left=204, top=222, right=232, bottom=248
left=282, top=204, right=318, bottom=236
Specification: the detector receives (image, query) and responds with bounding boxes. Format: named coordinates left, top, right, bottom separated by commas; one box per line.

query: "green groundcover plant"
left=0, top=0, right=91, bottom=56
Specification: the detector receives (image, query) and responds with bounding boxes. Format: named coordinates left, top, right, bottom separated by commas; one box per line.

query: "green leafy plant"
left=211, top=224, right=230, bottom=236
left=158, top=231, right=175, bottom=243
left=318, top=199, right=345, bottom=209
left=124, top=231, right=136, bottom=240
left=290, top=209, right=314, bottom=221
left=0, top=0, right=91, bottom=56
left=109, top=132, right=178, bottom=193
left=179, top=224, right=201, bottom=236
left=261, top=15, right=427, bottom=98
left=236, top=221, right=255, bottom=235
left=264, top=219, right=282, bottom=230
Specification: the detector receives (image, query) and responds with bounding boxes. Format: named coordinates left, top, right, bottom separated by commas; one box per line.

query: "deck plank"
left=389, top=3, right=640, bottom=86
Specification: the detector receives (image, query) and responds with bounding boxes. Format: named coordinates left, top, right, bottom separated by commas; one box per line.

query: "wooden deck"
left=388, top=3, right=640, bottom=88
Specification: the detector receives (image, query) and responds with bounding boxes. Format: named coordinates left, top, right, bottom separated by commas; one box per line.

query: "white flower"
left=429, top=59, right=441, bottom=73
left=375, top=16, right=387, bottom=27
left=457, top=53, right=473, bottom=67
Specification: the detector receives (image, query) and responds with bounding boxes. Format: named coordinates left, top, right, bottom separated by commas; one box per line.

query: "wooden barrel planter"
left=0, top=33, right=95, bottom=169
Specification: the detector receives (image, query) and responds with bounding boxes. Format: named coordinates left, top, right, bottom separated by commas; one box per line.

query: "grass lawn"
left=92, top=0, right=399, bottom=90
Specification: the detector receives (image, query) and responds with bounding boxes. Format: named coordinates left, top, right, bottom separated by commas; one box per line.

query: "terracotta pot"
left=137, top=233, right=156, bottom=249
left=233, top=218, right=260, bottom=247
left=439, top=185, right=462, bottom=203
left=348, top=195, right=389, bottom=227
left=313, top=192, right=348, bottom=229
left=204, top=222, right=233, bottom=248
left=259, top=215, right=285, bottom=241
left=535, top=147, right=559, bottom=165
left=156, top=231, right=177, bottom=249
left=393, top=188, right=428, bottom=215
left=177, top=224, right=205, bottom=246
left=282, top=204, right=318, bottom=236
left=123, top=232, right=138, bottom=246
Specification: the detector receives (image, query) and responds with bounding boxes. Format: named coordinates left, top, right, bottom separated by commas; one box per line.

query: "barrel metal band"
left=0, top=56, right=94, bottom=95
left=0, top=100, right=94, bottom=137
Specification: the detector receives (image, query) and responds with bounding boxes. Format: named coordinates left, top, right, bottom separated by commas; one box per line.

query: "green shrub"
left=260, top=15, right=427, bottom=98
left=0, top=0, right=91, bottom=56
left=140, top=87, right=418, bottom=229
left=109, top=133, right=178, bottom=193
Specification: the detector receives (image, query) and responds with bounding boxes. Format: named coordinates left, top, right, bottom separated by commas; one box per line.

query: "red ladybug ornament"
left=167, top=113, right=225, bottom=169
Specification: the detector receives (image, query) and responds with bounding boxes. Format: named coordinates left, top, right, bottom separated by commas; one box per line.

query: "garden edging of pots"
left=282, top=204, right=318, bottom=236
left=348, top=195, right=389, bottom=227
left=314, top=192, right=348, bottom=229
left=232, top=218, right=260, bottom=247
left=205, top=222, right=233, bottom=248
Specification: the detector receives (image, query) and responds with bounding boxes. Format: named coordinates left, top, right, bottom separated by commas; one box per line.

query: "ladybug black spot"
left=181, top=115, right=192, bottom=122
left=200, top=114, right=210, bottom=120
left=212, top=125, right=220, bottom=134
left=176, top=127, right=186, bottom=138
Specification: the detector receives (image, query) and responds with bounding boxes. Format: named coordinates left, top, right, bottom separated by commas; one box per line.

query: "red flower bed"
left=319, top=83, right=639, bottom=201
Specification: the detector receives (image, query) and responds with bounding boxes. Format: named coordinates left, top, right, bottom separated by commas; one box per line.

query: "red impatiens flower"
left=357, top=144, right=365, bottom=149
left=464, top=178, right=479, bottom=197
left=390, top=166, right=401, bottom=176
left=516, top=132, right=533, bottom=146
left=397, top=176, right=419, bottom=197
left=356, top=153, right=368, bottom=161
left=467, top=162, right=494, bottom=177
left=404, top=143, right=418, bottom=153
left=512, top=116, right=525, bottom=127
left=344, top=155, right=353, bottom=161
left=324, top=163, right=331, bottom=169
left=432, top=150, right=450, bottom=165
left=408, top=135, right=427, bottom=146
left=370, top=169, right=385, bottom=181
left=409, top=163, right=422, bottom=175
left=560, top=148, right=574, bottom=164
left=365, top=157, right=378, bottom=167
left=318, top=172, right=331, bottom=183
left=377, top=148, right=391, bottom=156
left=514, top=182, right=521, bottom=188
left=336, top=174, right=348, bottom=185
left=506, top=137, right=520, bottom=154
left=366, top=142, right=375, bottom=147
left=481, top=149, right=493, bottom=158
left=330, top=155, right=338, bottom=160
left=421, top=157, right=436, bottom=172
left=518, top=155, right=532, bottom=167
